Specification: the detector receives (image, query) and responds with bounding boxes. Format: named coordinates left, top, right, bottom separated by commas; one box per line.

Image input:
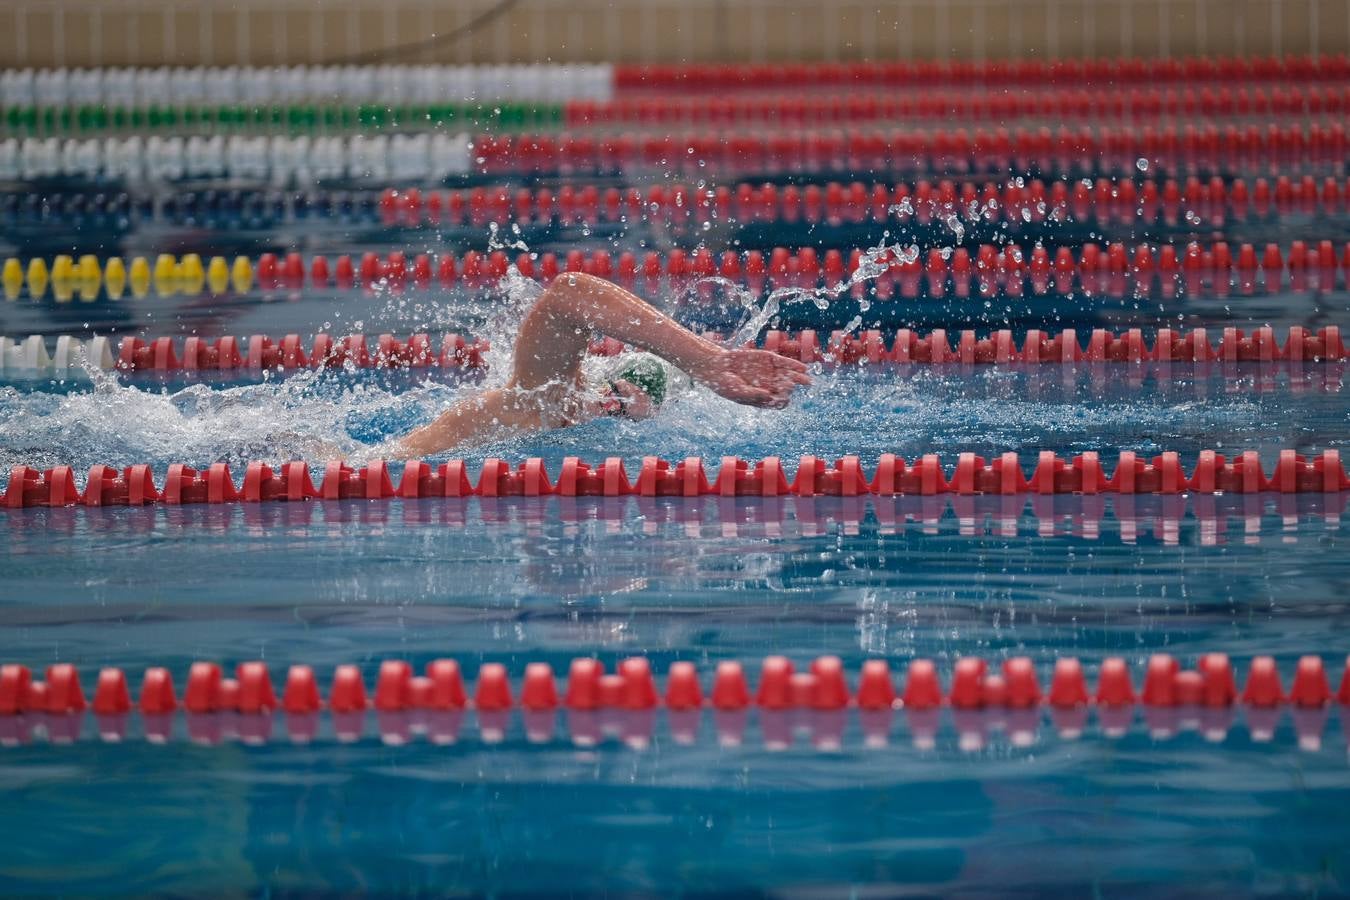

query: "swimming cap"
left=614, top=354, right=667, bottom=404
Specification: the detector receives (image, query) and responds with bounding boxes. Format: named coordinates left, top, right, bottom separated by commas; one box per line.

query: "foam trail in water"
left=0, top=363, right=471, bottom=475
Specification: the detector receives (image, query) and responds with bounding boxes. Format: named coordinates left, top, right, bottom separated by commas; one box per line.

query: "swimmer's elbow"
left=550, top=271, right=607, bottom=293
left=538, top=271, right=607, bottom=313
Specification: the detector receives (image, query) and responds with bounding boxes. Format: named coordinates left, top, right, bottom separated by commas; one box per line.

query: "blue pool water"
left=3, top=154, right=1350, bottom=892
left=2, top=359, right=1349, bottom=894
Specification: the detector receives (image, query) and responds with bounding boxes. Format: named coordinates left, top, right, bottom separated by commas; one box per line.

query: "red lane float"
left=567, top=85, right=1350, bottom=128
left=103, top=326, right=1347, bottom=373
left=813, top=326, right=1345, bottom=365
left=3, top=654, right=1347, bottom=738
left=5, top=450, right=1349, bottom=510
left=379, top=175, right=1350, bottom=228
left=613, top=55, right=1350, bottom=91
left=117, top=333, right=489, bottom=372
left=471, top=124, right=1348, bottom=176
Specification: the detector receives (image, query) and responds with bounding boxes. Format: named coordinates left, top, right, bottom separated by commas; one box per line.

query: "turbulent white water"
left=0, top=345, right=1291, bottom=484
left=0, top=258, right=840, bottom=472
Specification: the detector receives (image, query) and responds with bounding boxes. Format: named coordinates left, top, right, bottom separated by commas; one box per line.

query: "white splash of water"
left=689, top=238, right=920, bottom=348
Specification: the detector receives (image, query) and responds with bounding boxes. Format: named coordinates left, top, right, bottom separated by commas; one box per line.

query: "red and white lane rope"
left=7, top=55, right=1343, bottom=113
left=567, top=85, right=1350, bottom=127
left=612, top=55, right=1350, bottom=91
left=2, top=654, right=1347, bottom=749
left=327, top=242, right=1350, bottom=296
left=472, top=124, right=1347, bottom=176
left=4, top=450, right=1348, bottom=510
left=8, top=653, right=1343, bottom=713
left=373, top=175, right=1350, bottom=228
left=2, top=325, right=1334, bottom=376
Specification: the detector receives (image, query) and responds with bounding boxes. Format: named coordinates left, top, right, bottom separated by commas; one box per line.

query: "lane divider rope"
left=13, top=172, right=1350, bottom=229
left=0, top=133, right=474, bottom=183
left=5, top=85, right=1344, bottom=137
left=12, top=174, right=1346, bottom=230
left=371, top=175, right=1350, bottom=228
left=1, top=326, right=1340, bottom=376
left=2, top=55, right=1340, bottom=114
left=565, top=86, right=1348, bottom=127
left=2, top=101, right=562, bottom=136
left=5, top=241, right=1349, bottom=301
left=4, top=654, right=1347, bottom=714
left=779, top=325, right=1345, bottom=365
left=470, top=124, right=1347, bottom=176
left=0, top=64, right=615, bottom=109
left=612, top=55, right=1350, bottom=90
left=4, top=124, right=1343, bottom=182
left=5, top=450, right=1349, bottom=509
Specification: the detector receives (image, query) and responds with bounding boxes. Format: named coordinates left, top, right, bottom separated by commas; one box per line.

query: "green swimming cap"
left=615, top=355, right=667, bottom=404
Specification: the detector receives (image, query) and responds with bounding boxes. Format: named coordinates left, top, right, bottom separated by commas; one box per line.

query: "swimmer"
left=386, top=273, right=812, bottom=457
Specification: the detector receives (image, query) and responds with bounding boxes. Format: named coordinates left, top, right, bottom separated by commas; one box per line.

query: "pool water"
left=2, top=359, right=1349, bottom=895
left=4, top=79, right=1350, bottom=894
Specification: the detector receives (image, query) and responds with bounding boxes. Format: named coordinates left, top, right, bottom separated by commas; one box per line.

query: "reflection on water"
left=5, top=704, right=1347, bottom=752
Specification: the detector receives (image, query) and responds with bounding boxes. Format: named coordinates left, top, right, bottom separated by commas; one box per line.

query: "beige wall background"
left=2, top=0, right=1347, bottom=69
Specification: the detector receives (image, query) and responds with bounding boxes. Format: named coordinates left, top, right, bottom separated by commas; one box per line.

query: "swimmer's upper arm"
left=509, top=278, right=595, bottom=391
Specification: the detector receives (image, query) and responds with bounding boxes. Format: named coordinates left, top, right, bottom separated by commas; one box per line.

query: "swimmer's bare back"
left=390, top=273, right=812, bottom=457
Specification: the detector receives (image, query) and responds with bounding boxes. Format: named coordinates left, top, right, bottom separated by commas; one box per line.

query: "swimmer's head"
left=599, top=352, right=671, bottom=419
left=614, top=355, right=667, bottom=404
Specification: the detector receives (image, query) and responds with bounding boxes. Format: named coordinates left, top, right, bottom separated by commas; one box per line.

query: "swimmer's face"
left=609, top=379, right=657, bottom=420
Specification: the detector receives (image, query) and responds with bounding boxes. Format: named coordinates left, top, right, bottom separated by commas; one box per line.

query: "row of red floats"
left=471, top=125, right=1348, bottom=175
left=4, top=654, right=1348, bottom=718
left=782, top=325, right=1346, bottom=365
left=612, top=55, right=1350, bottom=90
left=108, top=325, right=1346, bottom=374
left=250, top=242, right=1350, bottom=297
left=378, top=175, right=1350, bottom=228
left=6, top=450, right=1349, bottom=509
left=115, top=332, right=488, bottom=372
left=567, top=85, right=1350, bottom=127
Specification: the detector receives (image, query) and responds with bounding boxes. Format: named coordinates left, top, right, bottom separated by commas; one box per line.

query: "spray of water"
left=0, top=207, right=960, bottom=472
left=683, top=237, right=920, bottom=348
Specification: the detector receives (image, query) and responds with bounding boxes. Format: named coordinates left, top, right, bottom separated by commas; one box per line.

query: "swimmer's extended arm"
left=510, top=273, right=811, bottom=403
left=390, top=273, right=810, bottom=457
left=389, top=387, right=558, bottom=459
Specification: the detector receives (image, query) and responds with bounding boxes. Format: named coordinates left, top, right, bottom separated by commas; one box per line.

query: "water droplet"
left=1136, top=157, right=1150, bottom=172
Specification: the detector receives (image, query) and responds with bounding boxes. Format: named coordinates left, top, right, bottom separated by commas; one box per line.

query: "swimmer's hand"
left=690, top=347, right=812, bottom=408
